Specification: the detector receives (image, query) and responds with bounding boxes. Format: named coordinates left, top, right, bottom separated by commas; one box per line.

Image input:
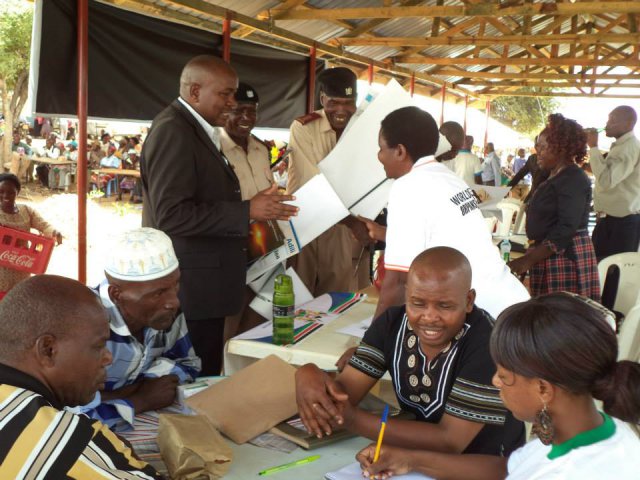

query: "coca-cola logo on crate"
left=0, top=250, right=36, bottom=269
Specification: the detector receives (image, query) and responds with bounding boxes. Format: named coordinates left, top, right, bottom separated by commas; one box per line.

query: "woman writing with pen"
left=356, top=293, right=640, bottom=479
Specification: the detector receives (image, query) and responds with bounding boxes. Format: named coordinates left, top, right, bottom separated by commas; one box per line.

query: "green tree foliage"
left=1, top=8, right=32, bottom=162
left=490, top=91, right=559, bottom=136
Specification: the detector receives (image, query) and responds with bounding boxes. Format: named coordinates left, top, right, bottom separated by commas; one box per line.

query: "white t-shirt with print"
left=384, top=156, right=529, bottom=319
left=507, top=418, right=640, bottom=479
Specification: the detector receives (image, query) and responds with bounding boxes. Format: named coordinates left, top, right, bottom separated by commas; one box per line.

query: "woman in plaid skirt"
left=508, top=114, right=600, bottom=301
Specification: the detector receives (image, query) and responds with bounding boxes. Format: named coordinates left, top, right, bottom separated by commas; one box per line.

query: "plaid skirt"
left=529, top=230, right=601, bottom=301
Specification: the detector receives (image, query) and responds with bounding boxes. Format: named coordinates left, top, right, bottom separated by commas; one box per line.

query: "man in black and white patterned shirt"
left=295, top=246, right=524, bottom=456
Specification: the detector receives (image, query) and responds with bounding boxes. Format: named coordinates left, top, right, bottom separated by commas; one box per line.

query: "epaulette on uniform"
left=295, top=112, right=322, bottom=125
left=251, top=134, right=274, bottom=151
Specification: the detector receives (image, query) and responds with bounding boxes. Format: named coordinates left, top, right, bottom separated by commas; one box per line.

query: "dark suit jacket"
left=141, top=99, right=249, bottom=320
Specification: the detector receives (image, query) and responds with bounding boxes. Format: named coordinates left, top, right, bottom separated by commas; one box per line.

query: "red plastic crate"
left=0, top=226, right=55, bottom=274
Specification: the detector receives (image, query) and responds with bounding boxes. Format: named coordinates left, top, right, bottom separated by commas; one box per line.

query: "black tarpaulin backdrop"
left=36, top=0, right=321, bottom=128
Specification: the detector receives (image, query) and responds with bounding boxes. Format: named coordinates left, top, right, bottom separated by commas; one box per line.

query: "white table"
left=123, top=409, right=370, bottom=479
left=225, top=436, right=369, bottom=479
left=223, top=297, right=377, bottom=375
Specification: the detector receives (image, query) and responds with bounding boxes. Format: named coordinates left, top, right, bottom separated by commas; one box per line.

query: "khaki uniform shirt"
left=287, top=110, right=369, bottom=295
left=287, top=110, right=336, bottom=194
left=590, top=131, right=640, bottom=217
left=220, top=130, right=272, bottom=200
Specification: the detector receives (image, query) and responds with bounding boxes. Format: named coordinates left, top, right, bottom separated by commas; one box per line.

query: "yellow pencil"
left=373, top=405, right=390, bottom=462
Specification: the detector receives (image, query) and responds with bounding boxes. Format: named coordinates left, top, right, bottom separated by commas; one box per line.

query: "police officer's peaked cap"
left=235, top=82, right=259, bottom=104
left=318, top=67, right=357, bottom=99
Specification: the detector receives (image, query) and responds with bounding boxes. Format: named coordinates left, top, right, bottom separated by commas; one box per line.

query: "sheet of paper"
left=230, top=318, right=321, bottom=343
left=298, top=292, right=367, bottom=318
left=319, top=79, right=413, bottom=217
left=326, top=462, right=434, bottom=480
left=477, top=186, right=512, bottom=222
left=337, top=316, right=373, bottom=339
left=349, top=179, right=393, bottom=219
left=249, top=267, right=314, bottom=321
left=288, top=173, right=350, bottom=248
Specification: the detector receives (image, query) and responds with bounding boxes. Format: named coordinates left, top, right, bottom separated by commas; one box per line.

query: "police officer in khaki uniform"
left=287, top=67, right=371, bottom=296
left=221, top=83, right=275, bottom=341
left=220, top=83, right=273, bottom=200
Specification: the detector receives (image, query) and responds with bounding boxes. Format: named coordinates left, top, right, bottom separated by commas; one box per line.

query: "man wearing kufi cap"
left=81, top=228, right=201, bottom=432
left=287, top=66, right=371, bottom=296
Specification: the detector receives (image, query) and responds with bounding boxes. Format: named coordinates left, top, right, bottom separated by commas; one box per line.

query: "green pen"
left=258, top=454, right=321, bottom=476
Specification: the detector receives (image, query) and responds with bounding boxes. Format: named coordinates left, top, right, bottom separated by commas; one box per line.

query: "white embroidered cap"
left=104, top=228, right=179, bottom=282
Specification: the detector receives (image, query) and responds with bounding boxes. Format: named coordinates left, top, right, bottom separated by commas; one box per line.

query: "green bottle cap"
left=274, top=274, right=293, bottom=294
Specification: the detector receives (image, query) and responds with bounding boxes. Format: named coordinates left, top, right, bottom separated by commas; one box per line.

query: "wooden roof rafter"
left=97, top=0, right=640, bottom=100
left=98, top=0, right=480, bottom=101
left=270, top=3, right=640, bottom=21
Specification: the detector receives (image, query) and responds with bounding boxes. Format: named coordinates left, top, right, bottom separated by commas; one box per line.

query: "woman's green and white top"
left=507, top=413, right=640, bottom=479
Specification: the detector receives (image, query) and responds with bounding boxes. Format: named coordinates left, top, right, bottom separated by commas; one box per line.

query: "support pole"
left=307, top=44, right=317, bottom=114
left=222, top=11, right=231, bottom=63
left=77, top=0, right=88, bottom=284
left=463, top=95, right=469, bottom=135
left=484, top=99, right=491, bottom=148
left=368, top=62, right=374, bottom=84
left=439, top=84, right=446, bottom=126
left=409, top=73, right=415, bottom=97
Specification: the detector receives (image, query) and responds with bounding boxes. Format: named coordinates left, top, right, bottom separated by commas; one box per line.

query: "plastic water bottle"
left=500, top=239, right=512, bottom=262
left=273, top=274, right=295, bottom=345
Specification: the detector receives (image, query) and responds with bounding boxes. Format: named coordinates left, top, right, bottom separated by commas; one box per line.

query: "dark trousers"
left=592, top=214, right=640, bottom=260
left=592, top=214, right=640, bottom=311
left=186, top=318, right=225, bottom=377
left=36, top=164, right=50, bottom=187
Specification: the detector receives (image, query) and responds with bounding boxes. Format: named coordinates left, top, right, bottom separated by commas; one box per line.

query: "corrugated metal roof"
left=114, top=0, right=640, bottom=98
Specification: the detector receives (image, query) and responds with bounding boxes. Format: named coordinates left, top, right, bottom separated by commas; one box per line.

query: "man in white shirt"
left=452, top=135, right=481, bottom=187
left=587, top=105, right=640, bottom=259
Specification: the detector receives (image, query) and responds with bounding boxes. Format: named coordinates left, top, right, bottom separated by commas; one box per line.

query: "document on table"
left=337, top=316, right=373, bottom=339
left=249, top=266, right=314, bottom=321
left=326, top=462, right=434, bottom=480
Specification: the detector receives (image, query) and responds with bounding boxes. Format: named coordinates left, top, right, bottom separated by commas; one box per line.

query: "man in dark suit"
left=141, top=55, right=297, bottom=375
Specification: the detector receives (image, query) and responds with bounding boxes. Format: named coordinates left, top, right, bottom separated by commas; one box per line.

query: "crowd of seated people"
left=6, top=126, right=146, bottom=197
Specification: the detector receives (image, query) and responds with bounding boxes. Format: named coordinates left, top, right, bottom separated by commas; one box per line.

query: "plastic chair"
left=597, top=252, right=640, bottom=317
left=513, top=205, right=527, bottom=235
left=618, top=303, right=640, bottom=361
left=484, top=216, right=497, bottom=234
left=494, top=198, right=523, bottom=237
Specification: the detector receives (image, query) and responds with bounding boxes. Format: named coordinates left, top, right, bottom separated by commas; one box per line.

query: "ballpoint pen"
left=373, top=404, right=390, bottom=462
left=258, top=454, right=321, bottom=476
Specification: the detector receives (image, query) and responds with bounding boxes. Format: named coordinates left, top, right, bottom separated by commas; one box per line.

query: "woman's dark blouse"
left=349, top=305, right=525, bottom=456
left=526, top=163, right=592, bottom=250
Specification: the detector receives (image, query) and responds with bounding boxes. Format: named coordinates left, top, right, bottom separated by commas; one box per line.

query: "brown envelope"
left=186, top=355, right=298, bottom=444
left=158, top=414, right=232, bottom=480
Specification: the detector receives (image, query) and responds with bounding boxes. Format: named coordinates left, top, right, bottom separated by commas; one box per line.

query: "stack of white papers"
left=326, top=462, right=434, bottom=480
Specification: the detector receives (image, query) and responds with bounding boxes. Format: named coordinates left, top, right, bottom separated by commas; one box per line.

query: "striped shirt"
left=0, top=363, right=160, bottom=479
left=80, top=281, right=201, bottom=431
